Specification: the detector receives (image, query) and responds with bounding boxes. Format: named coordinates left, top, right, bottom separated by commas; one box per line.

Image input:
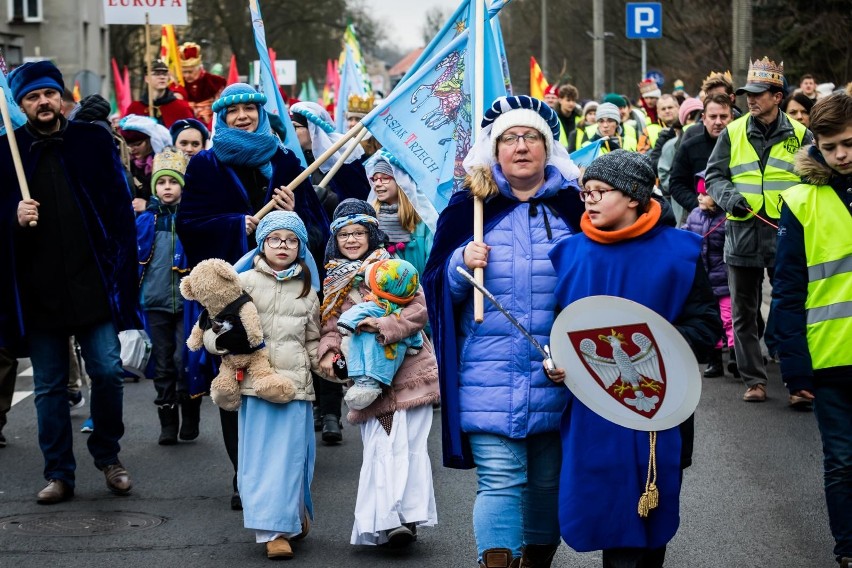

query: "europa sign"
left=102, top=0, right=188, bottom=25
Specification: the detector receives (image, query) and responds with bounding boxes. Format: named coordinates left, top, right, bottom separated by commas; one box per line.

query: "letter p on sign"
left=626, top=3, right=662, bottom=39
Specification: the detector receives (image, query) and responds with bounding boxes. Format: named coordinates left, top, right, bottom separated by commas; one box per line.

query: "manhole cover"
left=0, top=511, right=166, bottom=536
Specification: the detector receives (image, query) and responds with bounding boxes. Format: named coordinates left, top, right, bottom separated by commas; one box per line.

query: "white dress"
left=350, top=404, right=438, bottom=545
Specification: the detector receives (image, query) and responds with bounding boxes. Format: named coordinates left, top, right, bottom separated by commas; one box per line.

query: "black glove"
left=605, top=136, right=621, bottom=150
left=730, top=201, right=750, bottom=217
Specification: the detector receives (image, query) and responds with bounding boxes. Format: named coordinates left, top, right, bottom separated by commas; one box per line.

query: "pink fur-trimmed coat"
left=318, top=282, right=440, bottom=424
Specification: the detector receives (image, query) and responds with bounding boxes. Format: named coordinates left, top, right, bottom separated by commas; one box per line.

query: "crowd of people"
left=0, top=48, right=850, bottom=568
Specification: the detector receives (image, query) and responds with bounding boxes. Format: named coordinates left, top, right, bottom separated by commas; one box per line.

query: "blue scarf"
left=212, top=111, right=279, bottom=179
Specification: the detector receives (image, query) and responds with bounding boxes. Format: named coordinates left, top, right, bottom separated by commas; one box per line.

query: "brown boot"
left=519, top=544, right=559, bottom=568
left=266, top=536, right=293, bottom=559
left=480, top=548, right=519, bottom=568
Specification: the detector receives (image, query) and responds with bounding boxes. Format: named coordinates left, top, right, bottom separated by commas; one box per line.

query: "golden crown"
left=746, top=57, right=784, bottom=88
left=347, top=94, right=375, bottom=115
left=153, top=147, right=188, bottom=177
left=702, top=70, right=733, bottom=89
left=179, top=42, right=202, bottom=68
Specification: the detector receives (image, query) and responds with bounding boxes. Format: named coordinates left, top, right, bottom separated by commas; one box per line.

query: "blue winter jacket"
left=445, top=168, right=573, bottom=438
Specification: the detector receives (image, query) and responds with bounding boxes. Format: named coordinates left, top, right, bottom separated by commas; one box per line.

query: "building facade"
left=0, top=0, right=109, bottom=96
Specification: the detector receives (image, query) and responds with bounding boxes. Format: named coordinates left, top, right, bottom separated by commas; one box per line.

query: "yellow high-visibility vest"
left=781, top=183, right=852, bottom=370
left=726, top=114, right=806, bottom=220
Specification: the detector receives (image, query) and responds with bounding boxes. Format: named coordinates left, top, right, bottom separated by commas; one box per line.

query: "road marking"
left=12, top=391, right=33, bottom=406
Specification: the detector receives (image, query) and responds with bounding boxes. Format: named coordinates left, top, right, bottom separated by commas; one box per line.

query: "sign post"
left=625, top=3, right=662, bottom=81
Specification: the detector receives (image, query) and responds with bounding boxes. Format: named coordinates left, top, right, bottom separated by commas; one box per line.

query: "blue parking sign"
left=626, top=3, right=662, bottom=39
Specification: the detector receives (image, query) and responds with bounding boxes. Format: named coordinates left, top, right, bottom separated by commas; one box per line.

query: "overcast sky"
left=366, top=0, right=459, bottom=52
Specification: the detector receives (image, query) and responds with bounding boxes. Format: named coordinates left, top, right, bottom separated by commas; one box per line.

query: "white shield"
left=550, top=296, right=701, bottom=431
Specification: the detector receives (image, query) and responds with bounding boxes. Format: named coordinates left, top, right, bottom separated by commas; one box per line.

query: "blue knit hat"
left=210, top=83, right=279, bottom=178
left=235, top=210, right=320, bottom=290
left=9, top=61, right=64, bottom=104
left=169, top=118, right=210, bottom=145
left=211, top=83, right=268, bottom=115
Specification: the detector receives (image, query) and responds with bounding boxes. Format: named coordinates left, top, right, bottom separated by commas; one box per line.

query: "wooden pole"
left=145, top=13, right=154, bottom=119
left=254, top=122, right=365, bottom=219
left=473, top=0, right=486, bottom=323
left=0, top=86, right=35, bottom=227
left=317, top=127, right=370, bottom=189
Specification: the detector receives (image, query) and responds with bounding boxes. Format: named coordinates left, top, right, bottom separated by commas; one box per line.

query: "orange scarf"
left=580, top=199, right=662, bottom=244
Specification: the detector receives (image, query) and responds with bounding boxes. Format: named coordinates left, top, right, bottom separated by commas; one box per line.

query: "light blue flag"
left=400, top=0, right=511, bottom=86
left=569, top=139, right=603, bottom=168
left=249, top=0, right=306, bottom=167
left=361, top=0, right=508, bottom=212
left=335, top=45, right=368, bottom=133
left=0, top=70, right=25, bottom=136
left=491, top=11, right=512, bottom=95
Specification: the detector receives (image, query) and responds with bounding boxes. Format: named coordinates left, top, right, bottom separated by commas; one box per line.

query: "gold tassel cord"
left=638, top=431, right=659, bottom=518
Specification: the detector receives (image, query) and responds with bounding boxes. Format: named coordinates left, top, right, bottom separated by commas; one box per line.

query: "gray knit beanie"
left=582, top=150, right=656, bottom=206
left=371, top=159, right=394, bottom=178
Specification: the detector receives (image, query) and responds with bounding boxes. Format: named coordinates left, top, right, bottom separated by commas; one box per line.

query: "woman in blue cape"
left=175, top=83, right=329, bottom=511
left=421, top=96, right=585, bottom=568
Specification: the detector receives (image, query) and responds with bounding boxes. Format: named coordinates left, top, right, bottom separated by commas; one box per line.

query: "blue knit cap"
left=212, top=83, right=268, bottom=114
left=9, top=61, right=64, bottom=104
left=169, top=118, right=210, bottom=145
left=234, top=211, right=320, bottom=290
left=210, top=83, right=278, bottom=178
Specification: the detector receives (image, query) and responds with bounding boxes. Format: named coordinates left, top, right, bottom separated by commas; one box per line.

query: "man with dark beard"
left=0, top=61, right=139, bottom=504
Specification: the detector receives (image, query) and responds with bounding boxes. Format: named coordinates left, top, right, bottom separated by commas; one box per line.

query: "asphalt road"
left=0, top=358, right=835, bottom=567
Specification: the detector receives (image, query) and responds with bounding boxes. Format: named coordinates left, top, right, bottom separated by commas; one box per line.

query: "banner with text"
left=102, top=0, right=188, bottom=25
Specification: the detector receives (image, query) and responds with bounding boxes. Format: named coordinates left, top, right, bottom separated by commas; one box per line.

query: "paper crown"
left=153, top=146, right=188, bottom=177
left=673, top=79, right=685, bottom=92
left=746, top=57, right=784, bottom=88
left=347, top=94, right=375, bottom=115
left=638, top=79, right=658, bottom=95
left=179, top=42, right=202, bottom=68
left=702, top=70, right=733, bottom=88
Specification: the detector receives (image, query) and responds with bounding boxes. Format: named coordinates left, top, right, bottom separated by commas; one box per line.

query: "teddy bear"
left=180, top=258, right=296, bottom=411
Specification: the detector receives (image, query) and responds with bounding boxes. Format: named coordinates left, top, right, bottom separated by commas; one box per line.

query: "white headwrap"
left=118, top=114, right=173, bottom=154
left=290, top=101, right=364, bottom=173
left=364, top=150, right=439, bottom=234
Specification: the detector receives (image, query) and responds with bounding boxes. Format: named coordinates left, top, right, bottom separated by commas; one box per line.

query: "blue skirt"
left=238, top=397, right=315, bottom=535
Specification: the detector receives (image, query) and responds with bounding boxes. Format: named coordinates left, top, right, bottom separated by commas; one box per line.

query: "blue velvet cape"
left=421, top=180, right=584, bottom=469
left=0, top=121, right=141, bottom=354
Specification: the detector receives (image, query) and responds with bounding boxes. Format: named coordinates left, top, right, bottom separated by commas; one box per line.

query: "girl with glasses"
left=367, top=151, right=439, bottom=283
left=233, top=211, right=322, bottom=560
left=317, top=199, right=440, bottom=549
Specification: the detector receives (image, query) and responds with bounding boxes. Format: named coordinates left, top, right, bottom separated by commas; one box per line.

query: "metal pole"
left=541, top=0, right=548, bottom=77
left=592, top=0, right=604, bottom=99
left=641, top=39, right=647, bottom=81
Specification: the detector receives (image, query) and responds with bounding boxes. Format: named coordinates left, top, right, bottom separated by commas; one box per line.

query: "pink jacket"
left=318, top=282, right=440, bottom=423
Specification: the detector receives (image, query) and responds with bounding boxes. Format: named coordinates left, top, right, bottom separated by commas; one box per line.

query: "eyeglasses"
left=578, top=188, right=619, bottom=203
left=371, top=175, right=394, bottom=185
left=265, top=236, right=300, bottom=249
left=336, top=229, right=369, bottom=241
left=498, top=132, right=543, bottom=147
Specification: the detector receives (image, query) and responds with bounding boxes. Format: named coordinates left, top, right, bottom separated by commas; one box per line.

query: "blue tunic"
left=549, top=224, right=701, bottom=552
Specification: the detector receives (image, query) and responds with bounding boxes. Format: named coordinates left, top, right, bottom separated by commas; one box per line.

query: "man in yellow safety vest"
left=705, top=57, right=813, bottom=403
left=773, top=92, right=852, bottom=568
